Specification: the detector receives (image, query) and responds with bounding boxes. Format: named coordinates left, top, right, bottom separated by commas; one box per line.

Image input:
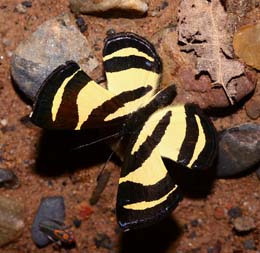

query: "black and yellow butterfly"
left=30, top=33, right=217, bottom=231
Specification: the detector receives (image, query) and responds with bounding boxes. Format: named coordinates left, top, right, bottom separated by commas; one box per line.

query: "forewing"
left=30, top=61, right=130, bottom=130
left=103, top=33, right=162, bottom=114
left=117, top=111, right=181, bottom=231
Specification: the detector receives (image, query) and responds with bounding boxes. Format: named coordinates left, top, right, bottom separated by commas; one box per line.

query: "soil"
left=0, top=0, right=260, bottom=253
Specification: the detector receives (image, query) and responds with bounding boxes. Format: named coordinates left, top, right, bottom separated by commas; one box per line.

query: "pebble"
left=76, top=16, right=87, bottom=33
left=94, top=233, right=113, bottom=250
left=245, top=97, right=260, bottom=120
left=14, top=3, right=27, bottom=13
left=73, top=218, right=81, bottom=228
left=0, top=168, right=19, bottom=189
left=11, top=13, right=98, bottom=101
left=21, top=1, right=32, bottom=8
left=256, top=166, right=260, bottom=180
left=228, top=207, right=242, bottom=219
left=216, top=123, right=260, bottom=177
left=243, top=239, right=256, bottom=250
left=31, top=196, right=65, bottom=247
left=232, top=216, right=256, bottom=232
left=70, top=0, right=149, bottom=15
left=0, top=196, right=24, bottom=247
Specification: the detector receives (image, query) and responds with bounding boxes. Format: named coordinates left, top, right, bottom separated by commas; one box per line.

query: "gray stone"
left=0, top=168, right=19, bottom=189
left=216, top=123, right=260, bottom=177
left=70, top=0, right=149, bottom=15
left=232, top=216, right=256, bottom=232
left=31, top=196, right=65, bottom=247
left=0, top=196, right=24, bottom=247
left=11, top=13, right=98, bottom=101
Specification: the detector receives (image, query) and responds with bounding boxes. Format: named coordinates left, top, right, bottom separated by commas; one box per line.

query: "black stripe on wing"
left=121, top=111, right=172, bottom=177
left=31, top=61, right=84, bottom=129
left=104, top=55, right=161, bottom=73
left=177, top=105, right=199, bottom=166
left=185, top=105, right=217, bottom=169
left=117, top=180, right=182, bottom=231
left=103, top=32, right=161, bottom=68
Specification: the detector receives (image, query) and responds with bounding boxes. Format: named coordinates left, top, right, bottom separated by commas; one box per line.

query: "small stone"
left=70, top=0, right=149, bottom=15
left=214, top=207, right=225, bottom=220
left=232, top=216, right=256, bottom=232
left=73, top=218, right=81, bottom=228
left=21, top=1, right=32, bottom=8
left=245, top=97, right=260, bottom=120
left=11, top=13, right=98, bottom=101
left=243, top=239, right=256, bottom=250
left=228, top=207, right=242, bottom=219
left=256, top=166, right=260, bottom=180
left=0, top=196, right=24, bottom=247
left=0, top=168, right=19, bottom=189
left=190, top=219, right=199, bottom=227
left=31, top=196, right=65, bottom=247
left=216, top=123, right=260, bottom=177
left=207, top=240, right=222, bottom=253
left=14, top=3, right=27, bottom=13
left=94, top=233, right=113, bottom=250
left=76, top=17, right=87, bottom=33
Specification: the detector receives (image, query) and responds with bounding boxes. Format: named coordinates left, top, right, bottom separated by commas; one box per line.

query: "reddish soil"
left=0, top=1, right=260, bottom=253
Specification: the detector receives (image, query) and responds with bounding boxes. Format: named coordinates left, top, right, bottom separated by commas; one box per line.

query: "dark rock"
left=73, top=218, right=81, bottom=228
left=228, top=207, right=242, bottom=219
left=94, top=233, right=113, bottom=250
left=255, top=166, right=260, bottom=180
left=232, top=216, right=256, bottom=232
left=76, top=16, right=87, bottom=33
left=0, top=196, right=24, bottom=247
left=207, top=241, right=222, bottom=253
left=11, top=13, right=98, bottom=101
left=0, top=168, right=19, bottom=189
left=190, top=219, right=199, bottom=227
left=31, top=196, right=65, bottom=247
left=21, top=1, right=32, bottom=8
left=243, top=239, right=256, bottom=250
left=216, top=123, right=260, bottom=177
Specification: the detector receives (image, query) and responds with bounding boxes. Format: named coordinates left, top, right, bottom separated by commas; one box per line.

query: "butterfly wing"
left=116, top=103, right=216, bottom=230
left=30, top=61, right=133, bottom=130
left=133, top=104, right=217, bottom=170
left=103, top=33, right=162, bottom=114
left=116, top=111, right=182, bottom=231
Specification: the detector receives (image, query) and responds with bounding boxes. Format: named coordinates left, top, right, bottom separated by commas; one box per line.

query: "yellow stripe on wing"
left=51, top=69, right=81, bottom=122
left=123, top=184, right=178, bottom=210
left=119, top=148, right=167, bottom=186
left=103, top=47, right=155, bottom=62
left=187, top=115, right=206, bottom=168
left=75, top=81, right=115, bottom=130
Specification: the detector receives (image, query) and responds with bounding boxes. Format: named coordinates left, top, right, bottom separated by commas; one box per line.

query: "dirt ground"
left=0, top=0, right=260, bottom=252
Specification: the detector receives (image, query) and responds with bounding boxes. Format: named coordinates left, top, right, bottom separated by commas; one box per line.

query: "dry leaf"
left=177, top=0, right=245, bottom=104
left=233, top=22, right=260, bottom=70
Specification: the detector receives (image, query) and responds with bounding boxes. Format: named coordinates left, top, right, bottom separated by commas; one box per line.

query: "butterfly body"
left=31, top=33, right=217, bottom=231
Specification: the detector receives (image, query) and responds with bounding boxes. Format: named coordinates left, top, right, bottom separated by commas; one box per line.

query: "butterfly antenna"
left=72, top=132, right=120, bottom=151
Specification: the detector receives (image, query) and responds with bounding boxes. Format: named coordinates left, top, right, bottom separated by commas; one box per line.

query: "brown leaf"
left=233, top=22, right=260, bottom=70
left=177, top=0, right=245, bottom=104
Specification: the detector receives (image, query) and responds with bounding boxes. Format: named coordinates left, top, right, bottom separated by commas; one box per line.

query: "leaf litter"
left=177, top=0, right=245, bottom=105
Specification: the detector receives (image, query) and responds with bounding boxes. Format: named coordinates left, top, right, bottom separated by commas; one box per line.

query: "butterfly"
left=30, top=32, right=217, bottom=231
